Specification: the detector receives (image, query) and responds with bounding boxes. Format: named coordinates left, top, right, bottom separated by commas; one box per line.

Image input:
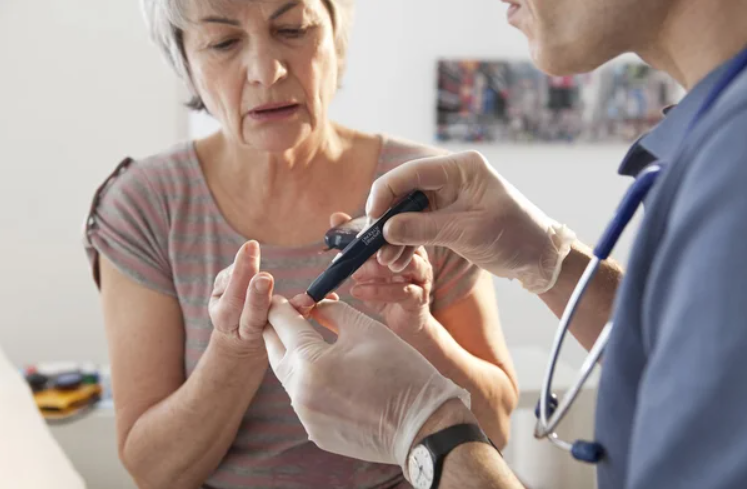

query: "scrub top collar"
left=618, top=58, right=734, bottom=177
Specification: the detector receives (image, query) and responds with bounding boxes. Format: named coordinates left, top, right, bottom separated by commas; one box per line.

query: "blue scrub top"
left=595, top=49, right=747, bottom=489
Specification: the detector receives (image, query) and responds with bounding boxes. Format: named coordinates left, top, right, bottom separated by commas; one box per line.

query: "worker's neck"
left=638, top=0, right=747, bottom=90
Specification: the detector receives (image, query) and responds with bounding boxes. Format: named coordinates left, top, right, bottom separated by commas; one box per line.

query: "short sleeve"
left=625, top=106, right=747, bottom=488
left=83, top=158, right=176, bottom=297
left=428, top=246, right=485, bottom=313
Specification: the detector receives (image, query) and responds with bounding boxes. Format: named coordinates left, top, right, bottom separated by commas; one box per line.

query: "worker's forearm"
left=412, top=400, right=525, bottom=489
left=405, top=318, right=518, bottom=448
left=539, top=240, right=623, bottom=351
left=122, top=332, right=267, bottom=489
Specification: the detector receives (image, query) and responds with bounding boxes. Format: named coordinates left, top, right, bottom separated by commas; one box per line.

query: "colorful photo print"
left=436, top=59, right=680, bottom=143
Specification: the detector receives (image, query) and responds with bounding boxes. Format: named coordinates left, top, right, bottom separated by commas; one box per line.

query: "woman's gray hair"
left=141, top=0, right=354, bottom=111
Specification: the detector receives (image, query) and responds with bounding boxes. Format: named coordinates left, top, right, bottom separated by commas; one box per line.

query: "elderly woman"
left=83, top=0, right=518, bottom=488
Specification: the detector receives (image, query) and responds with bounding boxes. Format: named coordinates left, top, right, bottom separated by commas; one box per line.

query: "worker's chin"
left=531, top=36, right=622, bottom=76
left=530, top=45, right=592, bottom=76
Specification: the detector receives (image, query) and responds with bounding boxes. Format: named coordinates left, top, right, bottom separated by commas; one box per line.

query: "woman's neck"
left=217, top=121, right=346, bottom=201
left=638, top=0, right=747, bottom=90
left=197, top=122, right=380, bottom=246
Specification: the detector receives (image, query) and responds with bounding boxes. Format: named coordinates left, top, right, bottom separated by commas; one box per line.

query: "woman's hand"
left=209, top=240, right=274, bottom=358
left=331, top=213, right=434, bottom=341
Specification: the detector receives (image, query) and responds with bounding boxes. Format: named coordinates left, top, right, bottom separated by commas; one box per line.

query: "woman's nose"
left=246, top=46, right=288, bottom=87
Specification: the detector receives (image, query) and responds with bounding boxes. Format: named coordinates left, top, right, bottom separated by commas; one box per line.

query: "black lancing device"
left=306, top=190, right=429, bottom=302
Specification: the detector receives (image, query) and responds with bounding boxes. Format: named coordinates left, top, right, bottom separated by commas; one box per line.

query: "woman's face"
left=183, top=0, right=339, bottom=152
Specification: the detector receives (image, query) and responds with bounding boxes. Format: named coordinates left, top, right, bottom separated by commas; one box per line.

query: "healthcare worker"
left=263, top=0, right=747, bottom=487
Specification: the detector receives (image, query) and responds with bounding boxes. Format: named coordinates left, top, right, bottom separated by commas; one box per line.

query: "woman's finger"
left=210, top=241, right=261, bottom=329
left=211, top=263, right=234, bottom=298
left=390, top=246, right=417, bottom=273
left=350, top=283, right=427, bottom=305
left=239, top=273, right=274, bottom=340
left=329, top=212, right=352, bottom=228
left=290, top=293, right=317, bottom=318
left=354, top=249, right=431, bottom=285
left=352, top=257, right=390, bottom=282
left=223, top=241, right=261, bottom=306
left=289, top=293, right=342, bottom=319
left=377, top=244, right=405, bottom=267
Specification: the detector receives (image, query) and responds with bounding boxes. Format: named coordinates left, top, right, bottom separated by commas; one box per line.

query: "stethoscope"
left=533, top=46, right=747, bottom=464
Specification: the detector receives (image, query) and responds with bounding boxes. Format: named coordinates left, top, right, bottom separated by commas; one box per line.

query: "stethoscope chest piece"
left=534, top=393, right=606, bottom=464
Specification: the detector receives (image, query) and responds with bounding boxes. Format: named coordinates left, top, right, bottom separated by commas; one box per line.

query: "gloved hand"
left=330, top=213, right=433, bottom=340
left=367, top=151, right=576, bottom=294
left=263, top=297, right=470, bottom=470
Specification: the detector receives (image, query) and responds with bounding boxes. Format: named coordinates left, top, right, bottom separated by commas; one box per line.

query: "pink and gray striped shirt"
left=84, top=135, right=484, bottom=489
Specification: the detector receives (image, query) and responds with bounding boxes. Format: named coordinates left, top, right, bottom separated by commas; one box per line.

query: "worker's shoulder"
left=697, top=65, right=747, bottom=139
left=683, top=68, right=747, bottom=174
left=669, top=72, right=747, bottom=227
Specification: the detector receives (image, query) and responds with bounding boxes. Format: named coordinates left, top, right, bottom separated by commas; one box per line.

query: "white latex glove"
left=263, top=297, right=470, bottom=470
left=367, top=151, right=576, bottom=294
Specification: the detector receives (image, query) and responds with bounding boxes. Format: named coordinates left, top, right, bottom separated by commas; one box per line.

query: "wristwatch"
left=407, top=423, right=495, bottom=489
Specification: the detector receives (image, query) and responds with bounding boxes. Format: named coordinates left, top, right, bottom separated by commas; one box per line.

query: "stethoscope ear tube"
left=534, top=165, right=662, bottom=463
left=536, top=319, right=613, bottom=438
left=594, top=165, right=663, bottom=260
left=535, top=257, right=602, bottom=437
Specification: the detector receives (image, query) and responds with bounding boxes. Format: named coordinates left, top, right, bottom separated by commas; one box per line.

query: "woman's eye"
left=210, top=38, right=239, bottom=51
left=277, top=27, right=308, bottom=39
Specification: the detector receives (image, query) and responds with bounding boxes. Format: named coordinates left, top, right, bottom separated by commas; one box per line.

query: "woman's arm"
left=412, top=273, right=518, bottom=448
left=99, top=243, right=271, bottom=489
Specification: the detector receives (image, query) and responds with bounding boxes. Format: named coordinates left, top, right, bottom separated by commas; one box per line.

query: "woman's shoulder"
left=85, top=140, right=202, bottom=243
left=83, top=141, right=200, bottom=294
left=91, top=140, right=200, bottom=208
left=377, top=134, right=450, bottom=173
left=119, top=140, right=199, bottom=187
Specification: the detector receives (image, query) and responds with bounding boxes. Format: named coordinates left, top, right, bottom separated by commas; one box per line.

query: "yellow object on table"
left=34, top=384, right=102, bottom=421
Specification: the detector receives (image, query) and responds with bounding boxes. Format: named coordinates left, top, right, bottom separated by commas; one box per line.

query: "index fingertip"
left=289, top=293, right=316, bottom=318
left=366, top=181, right=393, bottom=220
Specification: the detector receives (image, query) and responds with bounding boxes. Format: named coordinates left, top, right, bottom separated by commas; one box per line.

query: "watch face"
left=408, top=445, right=434, bottom=489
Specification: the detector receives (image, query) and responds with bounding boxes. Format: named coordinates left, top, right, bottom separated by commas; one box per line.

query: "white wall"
left=192, top=0, right=643, bottom=367
left=0, top=0, right=645, bottom=368
left=0, top=0, right=187, bottom=366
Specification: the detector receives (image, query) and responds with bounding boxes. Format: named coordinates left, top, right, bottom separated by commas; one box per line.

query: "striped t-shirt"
left=84, top=135, right=484, bottom=489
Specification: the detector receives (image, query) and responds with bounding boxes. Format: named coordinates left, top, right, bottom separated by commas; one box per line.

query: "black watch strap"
left=420, top=423, right=495, bottom=489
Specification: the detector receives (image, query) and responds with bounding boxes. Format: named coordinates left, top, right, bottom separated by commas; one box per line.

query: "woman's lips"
left=247, top=103, right=301, bottom=122
left=506, top=2, right=522, bottom=23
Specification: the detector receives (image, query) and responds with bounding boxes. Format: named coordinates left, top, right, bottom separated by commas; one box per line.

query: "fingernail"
left=254, top=276, right=271, bottom=293
left=392, top=276, right=406, bottom=283
left=365, top=194, right=373, bottom=217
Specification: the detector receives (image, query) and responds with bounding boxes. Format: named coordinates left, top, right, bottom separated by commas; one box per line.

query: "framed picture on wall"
left=436, top=59, right=681, bottom=143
